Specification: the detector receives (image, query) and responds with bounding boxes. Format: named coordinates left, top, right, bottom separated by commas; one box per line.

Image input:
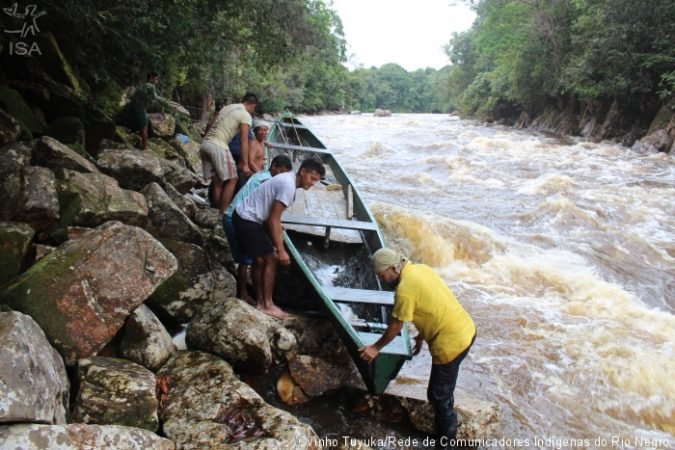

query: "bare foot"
left=257, top=304, right=288, bottom=319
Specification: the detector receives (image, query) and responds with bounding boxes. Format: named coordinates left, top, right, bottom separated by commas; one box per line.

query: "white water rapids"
left=298, top=114, right=674, bottom=449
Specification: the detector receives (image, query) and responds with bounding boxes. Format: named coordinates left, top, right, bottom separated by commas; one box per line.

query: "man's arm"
left=238, top=124, right=253, bottom=176
left=358, top=318, right=404, bottom=362
left=267, top=200, right=290, bottom=265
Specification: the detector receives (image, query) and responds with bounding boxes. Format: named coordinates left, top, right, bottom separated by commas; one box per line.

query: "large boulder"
left=0, top=221, right=177, bottom=364
left=148, top=112, right=175, bottom=138
left=373, top=108, right=392, bottom=117
left=158, top=351, right=319, bottom=449
left=57, top=169, right=148, bottom=228
left=140, top=182, right=203, bottom=245
left=148, top=240, right=236, bottom=323
left=0, top=312, right=69, bottom=424
left=352, top=383, right=500, bottom=442
left=0, top=141, right=32, bottom=176
left=96, top=148, right=164, bottom=191
left=186, top=298, right=296, bottom=373
left=72, top=357, right=158, bottom=431
left=0, top=424, right=174, bottom=449
left=0, top=166, right=60, bottom=233
left=119, top=304, right=176, bottom=371
left=0, top=221, right=35, bottom=285
left=32, top=136, right=99, bottom=177
left=631, top=129, right=673, bottom=154
left=160, top=158, right=202, bottom=194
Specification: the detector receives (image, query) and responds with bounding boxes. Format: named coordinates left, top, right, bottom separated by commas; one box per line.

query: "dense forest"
left=0, top=0, right=673, bottom=142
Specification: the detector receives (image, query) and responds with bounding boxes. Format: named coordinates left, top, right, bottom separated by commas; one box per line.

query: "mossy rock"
left=0, top=85, right=46, bottom=135
left=37, top=32, right=85, bottom=97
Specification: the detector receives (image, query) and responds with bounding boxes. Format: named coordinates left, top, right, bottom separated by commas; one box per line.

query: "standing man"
left=199, top=92, right=258, bottom=215
left=359, top=248, right=476, bottom=449
left=129, top=72, right=171, bottom=150
left=234, top=119, right=268, bottom=195
left=223, top=154, right=293, bottom=304
left=232, top=157, right=325, bottom=319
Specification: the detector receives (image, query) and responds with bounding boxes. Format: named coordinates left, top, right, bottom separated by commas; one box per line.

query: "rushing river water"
left=297, top=114, right=674, bottom=449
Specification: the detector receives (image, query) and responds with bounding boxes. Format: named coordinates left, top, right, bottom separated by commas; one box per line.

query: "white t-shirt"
left=204, top=103, right=252, bottom=149
left=235, top=172, right=296, bottom=224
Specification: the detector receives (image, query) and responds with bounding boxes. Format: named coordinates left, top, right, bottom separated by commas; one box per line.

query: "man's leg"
left=141, top=125, right=148, bottom=150
left=252, top=257, right=263, bottom=306
left=259, top=252, right=287, bottom=319
left=219, top=177, right=237, bottom=215
left=427, top=341, right=474, bottom=449
left=236, top=263, right=252, bottom=303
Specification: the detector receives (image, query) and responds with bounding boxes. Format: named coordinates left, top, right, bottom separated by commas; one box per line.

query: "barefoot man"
left=232, top=157, right=325, bottom=318
left=223, top=154, right=293, bottom=303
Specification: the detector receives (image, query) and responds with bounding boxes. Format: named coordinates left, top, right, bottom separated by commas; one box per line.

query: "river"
left=297, top=114, right=674, bottom=449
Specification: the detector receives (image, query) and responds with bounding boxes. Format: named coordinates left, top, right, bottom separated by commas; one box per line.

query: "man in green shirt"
left=129, top=72, right=171, bottom=150
left=360, top=248, right=476, bottom=450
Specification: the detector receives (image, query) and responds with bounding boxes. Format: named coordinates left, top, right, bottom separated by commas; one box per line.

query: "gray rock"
left=0, top=312, right=69, bottom=424
left=288, top=354, right=349, bottom=397
left=72, top=357, right=159, bottom=431
left=0, top=221, right=35, bottom=285
left=158, top=351, right=319, bottom=449
left=0, top=424, right=174, bottom=449
left=140, top=182, right=203, bottom=245
left=96, top=148, right=164, bottom=191
left=148, top=112, right=175, bottom=137
left=631, top=129, right=673, bottom=154
left=149, top=239, right=236, bottom=323
left=120, top=304, right=176, bottom=371
left=186, top=298, right=297, bottom=372
left=160, top=158, right=202, bottom=194
left=31, top=136, right=99, bottom=178
left=0, top=166, right=60, bottom=233
left=373, top=108, right=392, bottom=117
left=163, top=182, right=199, bottom=220
left=353, top=383, right=500, bottom=441
left=0, top=221, right=177, bottom=365
left=0, top=141, right=32, bottom=176
left=57, top=169, right=148, bottom=228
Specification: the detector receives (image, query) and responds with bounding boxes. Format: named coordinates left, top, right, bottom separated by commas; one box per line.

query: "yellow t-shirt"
left=204, top=103, right=252, bottom=150
left=392, top=262, right=475, bottom=364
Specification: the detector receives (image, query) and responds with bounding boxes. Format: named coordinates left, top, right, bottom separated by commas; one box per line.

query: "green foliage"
left=445, top=0, right=675, bottom=119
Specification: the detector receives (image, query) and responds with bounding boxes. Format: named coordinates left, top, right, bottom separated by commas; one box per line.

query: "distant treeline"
left=445, top=0, right=675, bottom=121
left=31, top=0, right=674, bottom=119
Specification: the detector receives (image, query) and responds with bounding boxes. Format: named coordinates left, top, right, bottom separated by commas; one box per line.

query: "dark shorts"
left=232, top=211, right=275, bottom=258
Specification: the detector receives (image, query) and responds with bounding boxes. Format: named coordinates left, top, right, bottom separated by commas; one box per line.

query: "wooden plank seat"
left=323, top=286, right=394, bottom=306
left=357, top=331, right=409, bottom=354
left=278, top=122, right=311, bottom=130
left=266, top=141, right=331, bottom=154
left=282, top=214, right=378, bottom=231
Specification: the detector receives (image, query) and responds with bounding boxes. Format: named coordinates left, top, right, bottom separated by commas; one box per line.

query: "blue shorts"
left=223, top=214, right=253, bottom=265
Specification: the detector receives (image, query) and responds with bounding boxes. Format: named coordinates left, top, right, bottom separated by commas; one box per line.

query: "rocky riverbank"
left=0, top=34, right=499, bottom=448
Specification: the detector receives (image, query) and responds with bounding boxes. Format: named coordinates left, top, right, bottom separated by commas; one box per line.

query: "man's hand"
left=238, top=161, right=252, bottom=177
left=413, top=334, right=424, bottom=355
left=359, top=345, right=379, bottom=362
left=277, top=248, right=291, bottom=266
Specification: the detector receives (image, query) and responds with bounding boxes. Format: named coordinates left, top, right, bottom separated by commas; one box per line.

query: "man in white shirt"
left=233, top=157, right=325, bottom=318
left=223, top=154, right=293, bottom=303
left=199, top=92, right=258, bottom=214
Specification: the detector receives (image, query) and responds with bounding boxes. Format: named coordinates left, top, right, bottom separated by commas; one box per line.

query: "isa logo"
left=3, top=3, right=47, bottom=56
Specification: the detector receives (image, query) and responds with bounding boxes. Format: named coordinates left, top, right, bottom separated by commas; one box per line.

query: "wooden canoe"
left=265, top=114, right=412, bottom=395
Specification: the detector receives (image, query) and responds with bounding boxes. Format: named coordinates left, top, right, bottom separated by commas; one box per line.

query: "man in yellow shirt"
left=359, top=248, right=476, bottom=449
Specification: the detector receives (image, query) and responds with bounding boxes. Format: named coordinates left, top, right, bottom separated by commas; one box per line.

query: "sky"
left=329, top=0, right=476, bottom=72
